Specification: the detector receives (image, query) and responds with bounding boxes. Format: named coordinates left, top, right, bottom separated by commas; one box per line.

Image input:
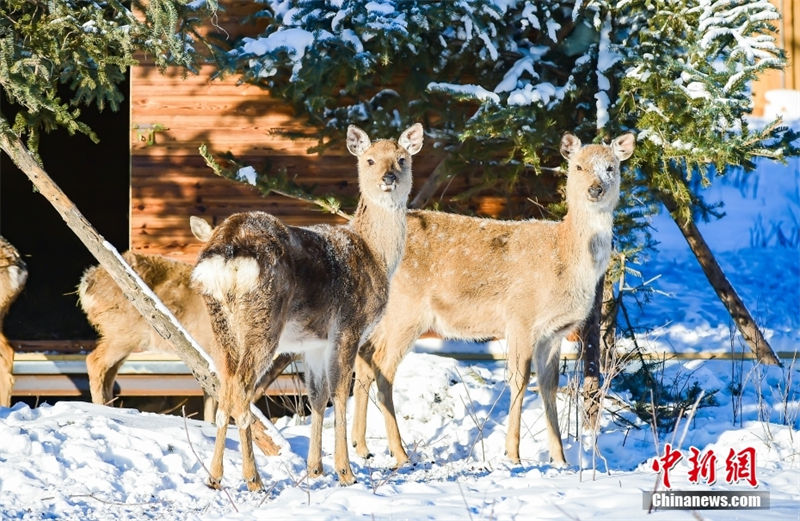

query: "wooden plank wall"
left=130, top=2, right=443, bottom=262
left=751, top=0, right=800, bottom=116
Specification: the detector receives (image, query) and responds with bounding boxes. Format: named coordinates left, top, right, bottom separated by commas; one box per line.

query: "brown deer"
left=0, top=236, right=27, bottom=407
left=191, top=123, right=422, bottom=491
left=351, top=132, right=635, bottom=468
left=79, top=247, right=296, bottom=420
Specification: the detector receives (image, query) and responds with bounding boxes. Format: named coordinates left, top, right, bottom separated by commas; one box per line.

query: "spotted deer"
left=191, top=124, right=422, bottom=491
left=351, top=132, right=635, bottom=468
left=0, top=236, right=27, bottom=407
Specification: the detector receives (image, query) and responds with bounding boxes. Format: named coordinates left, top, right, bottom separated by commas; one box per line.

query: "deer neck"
left=560, top=201, right=614, bottom=280
left=350, top=198, right=407, bottom=276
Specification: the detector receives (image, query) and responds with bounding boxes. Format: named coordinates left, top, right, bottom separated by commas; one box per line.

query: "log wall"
left=129, top=2, right=443, bottom=262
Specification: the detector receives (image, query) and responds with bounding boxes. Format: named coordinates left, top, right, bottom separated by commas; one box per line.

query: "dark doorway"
left=0, top=78, right=130, bottom=340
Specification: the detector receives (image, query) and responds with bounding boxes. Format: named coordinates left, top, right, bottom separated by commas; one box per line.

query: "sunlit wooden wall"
left=129, top=2, right=441, bottom=262
left=751, top=0, right=800, bottom=116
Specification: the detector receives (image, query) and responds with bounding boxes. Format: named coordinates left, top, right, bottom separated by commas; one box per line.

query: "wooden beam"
left=11, top=373, right=304, bottom=397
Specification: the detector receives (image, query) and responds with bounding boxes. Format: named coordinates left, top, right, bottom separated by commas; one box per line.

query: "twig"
left=364, top=450, right=404, bottom=495
left=199, top=144, right=352, bottom=221
left=58, top=493, right=159, bottom=507
left=456, top=482, right=475, bottom=521
left=676, top=389, right=705, bottom=451
left=554, top=504, right=581, bottom=521
left=455, top=366, right=503, bottom=464
left=181, top=406, right=239, bottom=512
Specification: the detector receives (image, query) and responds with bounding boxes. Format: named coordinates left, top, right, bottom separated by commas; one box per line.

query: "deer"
left=79, top=250, right=218, bottom=414
left=190, top=123, right=422, bottom=491
left=79, top=247, right=295, bottom=420
left=350, top=132, right=635, bottom=468
left=0, top=236, right=27, bottom=407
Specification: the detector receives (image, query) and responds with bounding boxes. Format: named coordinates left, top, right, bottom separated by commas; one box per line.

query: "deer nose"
left=380, top=172, right=398, bottom=192
left=588, top=182, right=605, bottom=200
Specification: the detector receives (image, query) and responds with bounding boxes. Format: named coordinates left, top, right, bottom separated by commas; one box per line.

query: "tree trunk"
left=0, top=122, right=282, bottom=455
left=410, top=154, right=450, bottom=209
left=578, top=276, right=604, bottom=429
left=600, top=273, right=617, bottom=371
left=661, top=194, right=781, bottom=366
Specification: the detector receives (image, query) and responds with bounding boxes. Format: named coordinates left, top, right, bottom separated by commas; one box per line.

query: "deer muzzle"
left=588, top=182, right=605, bottom=201
left=380, top=172, right=398, bottom=192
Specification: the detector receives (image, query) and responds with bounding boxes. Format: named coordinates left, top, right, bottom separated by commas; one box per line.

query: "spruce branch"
left=198, top=144, right=352, bottom=220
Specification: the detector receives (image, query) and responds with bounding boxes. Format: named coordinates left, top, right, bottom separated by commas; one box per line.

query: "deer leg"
left=505, top=329, right=533, bottom=464
left=232, top=396, right=263, bottom=491
left=85, top=339, right=130, bottom=405
left=535, top=335, right=567, bottom=467
left=375, top=366, right=408, bottom=467
left=306, top=360, right=328, bottom=479
left=208, top=396, right=230, bottom=489
left=0, top=334, right=14, bottom=407
left=351, top=353, right=375, bottom=459
left=331, top=335, right=359, bottom=486
left=363, top=315, right=426, bottom=467
left=203, top=394, right=217, bottom=424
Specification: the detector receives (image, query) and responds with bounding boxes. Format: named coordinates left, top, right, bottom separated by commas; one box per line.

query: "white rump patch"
left=7, top=265, right=27, bottom=294
left=191, top=255, right=261, bottom=300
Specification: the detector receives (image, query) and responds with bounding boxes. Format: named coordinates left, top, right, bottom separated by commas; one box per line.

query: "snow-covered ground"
left=1, top=123, right=798, bottom=520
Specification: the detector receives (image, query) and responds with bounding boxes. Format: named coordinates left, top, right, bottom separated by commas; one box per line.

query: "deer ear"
left=347, top=125, right=371, bottom=156
left=612, top=133, right=635, bottom=161
left=560, top=133, right=581, bottom=160
left=190, top=216, right=214, bottom=242
left=398, top=123, right=424, bottom=156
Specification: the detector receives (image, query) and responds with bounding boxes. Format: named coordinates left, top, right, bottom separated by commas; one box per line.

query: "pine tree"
left=0, top=0, right=281, bottom=451
left=220, top=0, right=793, bottom=366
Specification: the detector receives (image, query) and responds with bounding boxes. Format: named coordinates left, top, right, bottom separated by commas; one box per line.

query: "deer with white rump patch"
left=191, top=124, right=422, bottom=490
left=351, top=132, right=635, bottom=467
left=0, top=236, right=27, bottom=407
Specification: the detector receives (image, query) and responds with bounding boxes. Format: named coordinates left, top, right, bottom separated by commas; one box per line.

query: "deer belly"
left=276, top=320, right=330, bottom=377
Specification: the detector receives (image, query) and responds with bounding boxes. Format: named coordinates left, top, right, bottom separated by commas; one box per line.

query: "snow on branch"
left=427, top=82, right=500, bottom=104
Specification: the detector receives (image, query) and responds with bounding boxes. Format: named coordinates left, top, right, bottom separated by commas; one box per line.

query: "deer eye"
left=367, top=158, right=375, bottom=166
left=576, top=165, right=583, bottom=171
left=398, top=157, right=405, bottom=166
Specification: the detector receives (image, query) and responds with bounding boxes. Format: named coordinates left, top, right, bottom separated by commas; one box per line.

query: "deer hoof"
left=353, top=443, right=373, bottom=460
left=338, top=469, right=357, bottom=486
left=308, top=463, right=323, bottom=478
left=246, top=475, right=264, bottom=492
left=392, top=454, right=410, bottom=469
left=504, top=450, right=521, bottom=465
left=206, top=476, right=222, bottom=490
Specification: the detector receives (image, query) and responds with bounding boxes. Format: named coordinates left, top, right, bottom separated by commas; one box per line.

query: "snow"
left=241, top=29, right=313, bottom=58
left=764, top=90, right=800, bottom=120
left=595, top=12, right=617, bottom=129
left=236, top=166, right=258, bottom=186
left=2, top=105, right=800, bottom=520
left=427, top=82, right=500, bottom=104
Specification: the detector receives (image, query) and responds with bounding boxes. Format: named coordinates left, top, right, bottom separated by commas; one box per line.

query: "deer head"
left=560, top=133, right=635, bottom=211
left=347, top=124, right=423, bottom=208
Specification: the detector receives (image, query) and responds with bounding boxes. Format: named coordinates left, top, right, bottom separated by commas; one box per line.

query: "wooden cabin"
left=751, top=0, right=800, bottom=117
left=0, top=2, right=445, bottom=404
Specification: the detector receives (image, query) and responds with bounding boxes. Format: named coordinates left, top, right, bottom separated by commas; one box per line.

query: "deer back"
left=79, top=251, right=215, bottom=353
left=0, top=237, right=26, bottom=317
